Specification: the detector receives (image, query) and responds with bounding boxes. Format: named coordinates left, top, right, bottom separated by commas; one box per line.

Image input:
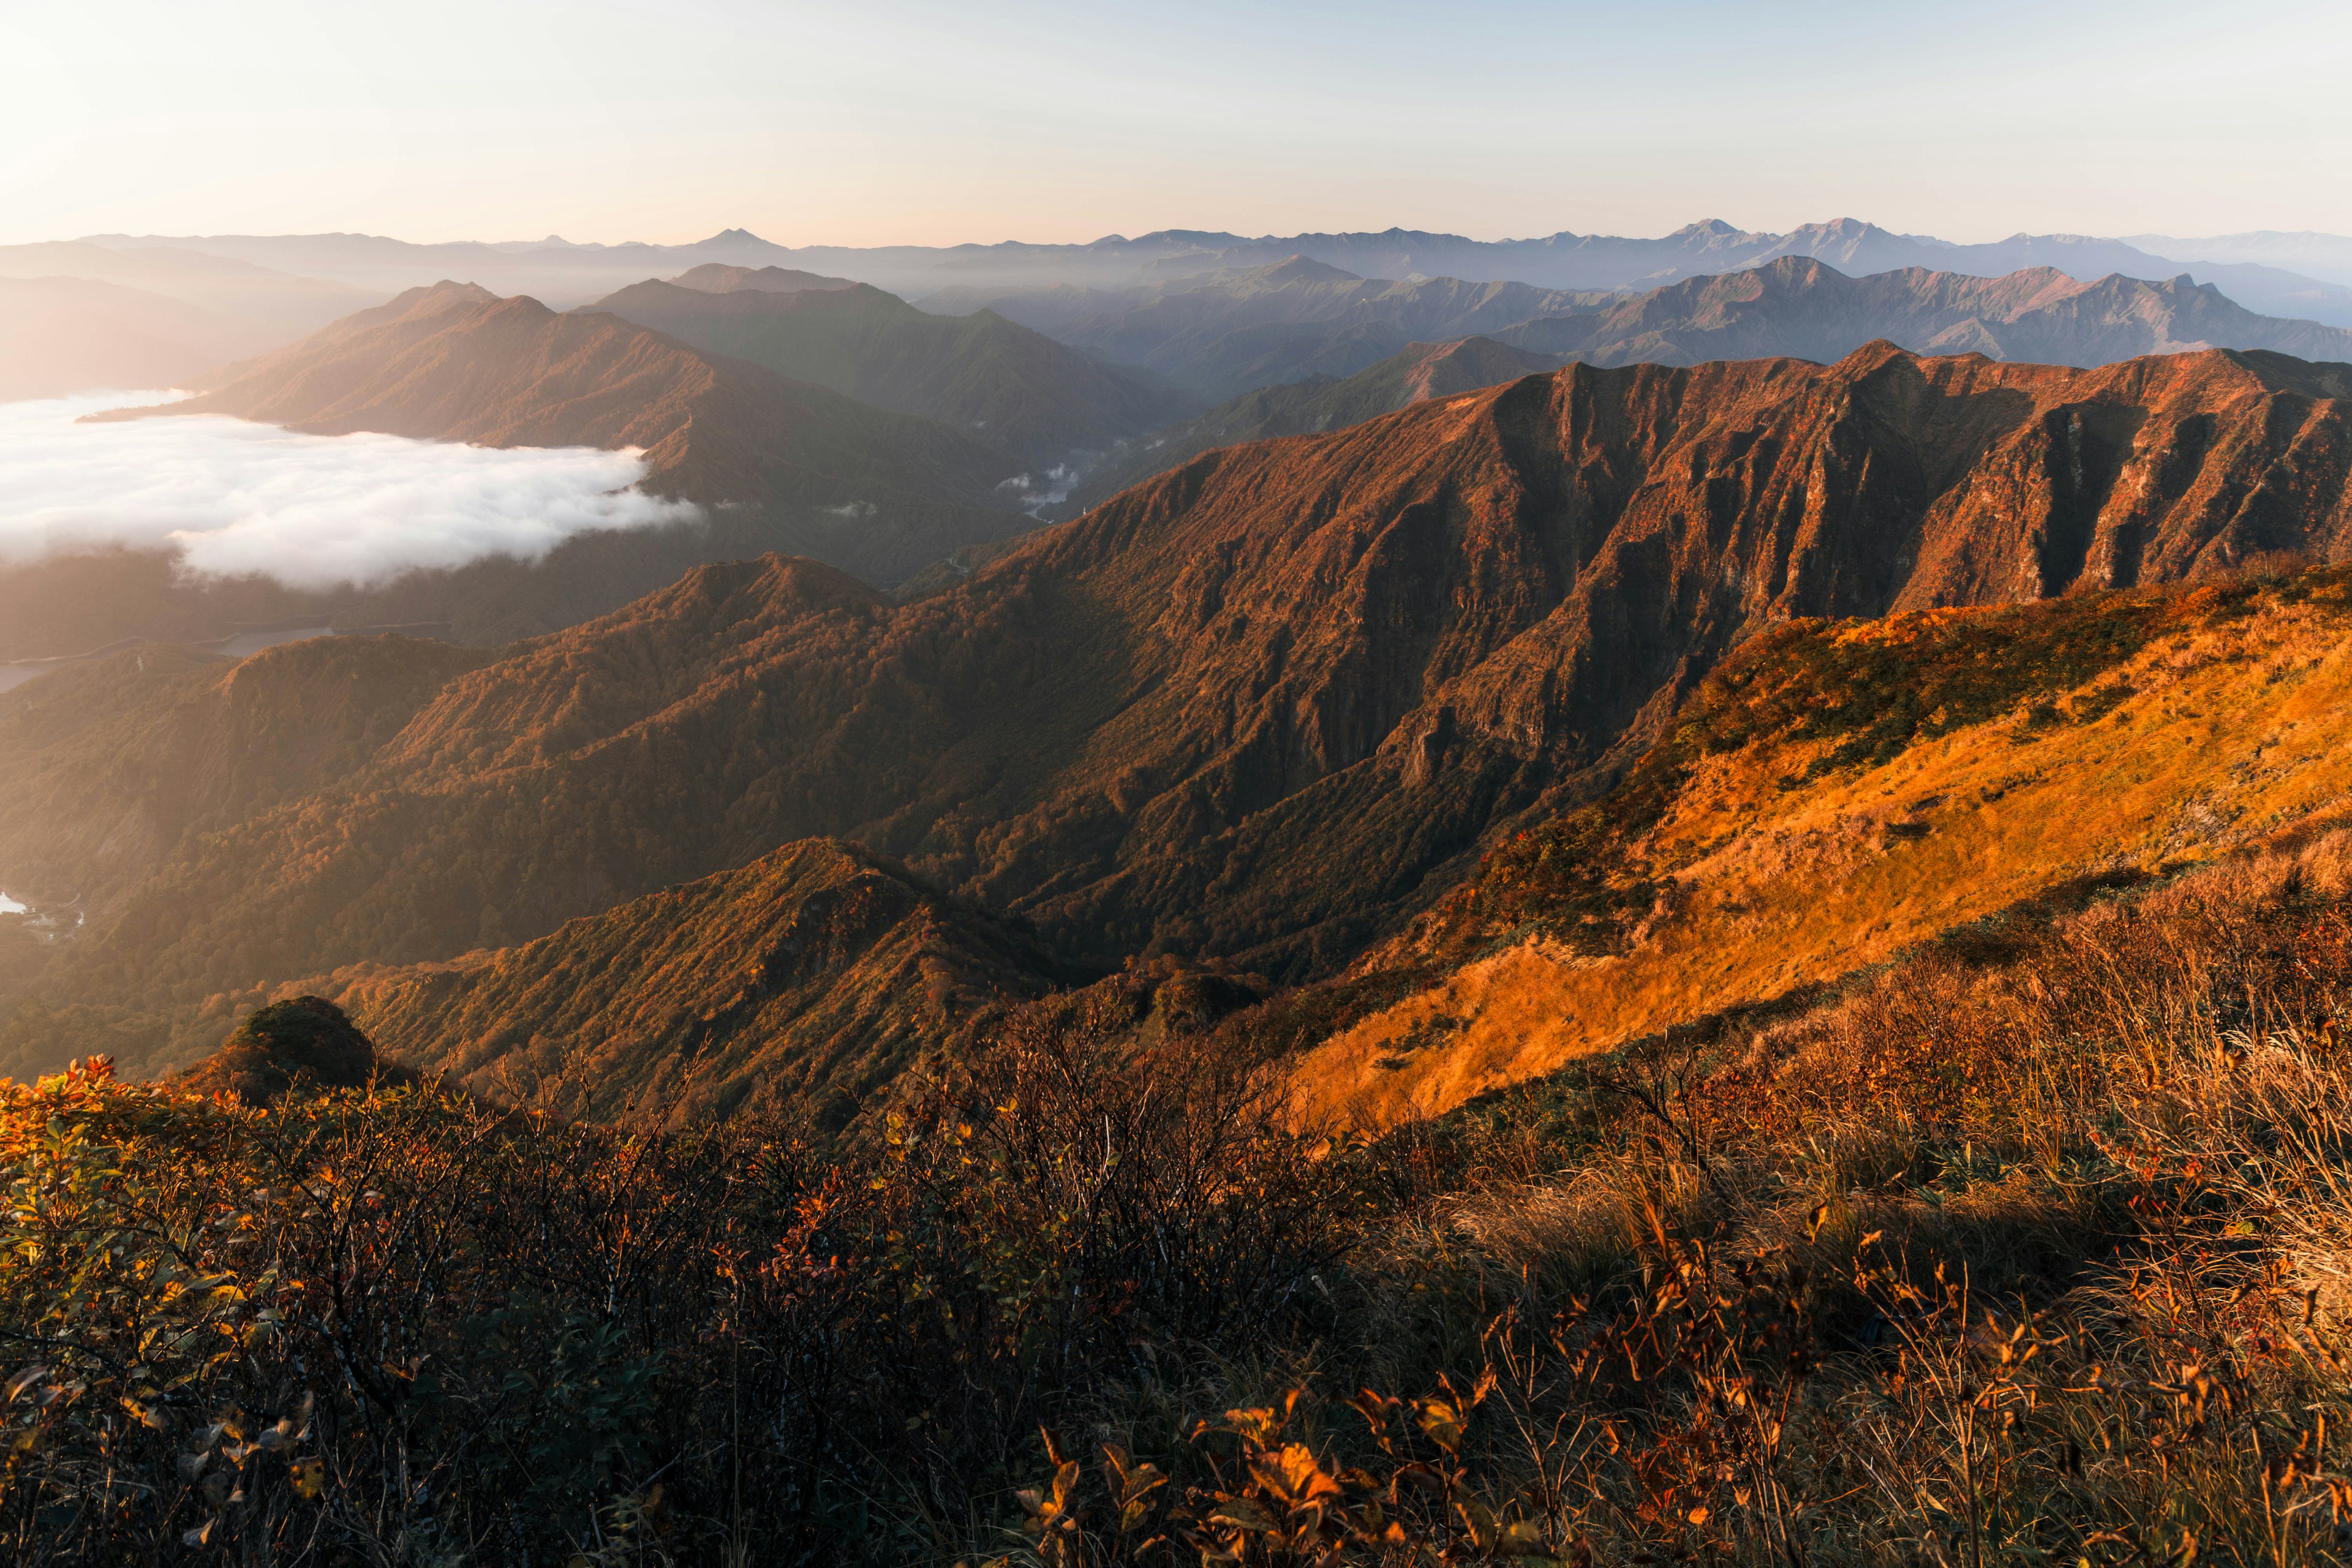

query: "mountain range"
left=8, top=339, right=2348, bottom=1085
left=83, top=280, right=1046, bottom=595
left=921, top=257, right=1603, bottom=399
left=945, top=255, right=2352, bottom=401
left=16, top=243, right=2352, bottom=675
left=1492, top=257, right=2352, bottom=368
left=1056, top=334, right=1564, bottom=512
left=77, top=217, right=2352, bottom=323
left=999, top=257, right=2352, bottom=513
left=583, top=276, right=1192, bottom=466
left=1, top=272, right=1200, bottom=663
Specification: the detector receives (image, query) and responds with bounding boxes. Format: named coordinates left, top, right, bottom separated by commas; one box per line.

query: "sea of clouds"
left=0, top=391, right=702, bottom=590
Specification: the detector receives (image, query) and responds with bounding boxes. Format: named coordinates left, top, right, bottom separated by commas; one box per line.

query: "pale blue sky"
left=2, top=0, right=2345, bottom=247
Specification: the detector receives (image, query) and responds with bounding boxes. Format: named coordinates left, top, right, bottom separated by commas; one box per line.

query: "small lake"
left=0, top=667, right=40, bottom=695
left=0, top=893, right=25, bottom=914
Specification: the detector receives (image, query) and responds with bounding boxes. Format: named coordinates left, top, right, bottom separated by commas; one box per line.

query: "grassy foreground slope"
left=1294, top=564, right=2352, bottom=1128
left=8, top=802, right=2352, bottom=1563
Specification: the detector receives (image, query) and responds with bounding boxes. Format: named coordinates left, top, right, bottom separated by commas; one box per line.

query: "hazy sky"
left=3, top=0, right=2346, bottom=249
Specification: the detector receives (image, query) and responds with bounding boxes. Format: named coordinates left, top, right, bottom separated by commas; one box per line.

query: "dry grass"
left=980, top=815, right=2352, bottom=1565
left=1294, top=570, right=2352, bottom=1133
left=10, top=818, right=2352, bottom=1563
left=14, top=577, right=2352, bottom=1564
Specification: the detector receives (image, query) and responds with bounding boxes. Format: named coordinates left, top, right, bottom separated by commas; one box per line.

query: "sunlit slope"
left=1293, top=568, right=2352, bottom=1129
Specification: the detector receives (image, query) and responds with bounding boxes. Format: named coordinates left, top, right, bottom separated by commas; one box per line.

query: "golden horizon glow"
left=2, top=0, right=2347, bottom=252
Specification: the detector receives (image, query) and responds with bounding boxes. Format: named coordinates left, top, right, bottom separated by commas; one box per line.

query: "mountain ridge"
left=7, top=342, right=2348, bottom=1075
left=583, top=277, right=1193, bottom=466
left=85, top=281, right=1039, bottom=586
left=83, top=219, right=2352, bottom=325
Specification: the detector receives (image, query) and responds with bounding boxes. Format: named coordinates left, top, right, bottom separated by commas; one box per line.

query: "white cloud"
left=0, top=391, right=702, bottom=590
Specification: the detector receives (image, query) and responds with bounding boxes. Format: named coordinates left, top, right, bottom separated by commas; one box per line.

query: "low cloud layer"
left=0, top=392, right=701, bottom=590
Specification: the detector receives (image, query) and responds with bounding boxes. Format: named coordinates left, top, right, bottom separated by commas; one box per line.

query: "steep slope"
left=1498, top=258, right=2352, bottom=368
left=326, top=839, right=1077, bottom=1124
left=0, top=276, right=284, bottom=400
left=1287, top=565, right=2352, bottom=1130
left=90, top=282, right=1035, bottom=586
left=585, top=278, right=1191, bottom=466
left=1061, top=335, right=1561, bottom=511
left=948, top=258, right=1605, bottom=399
left=17, top=345, right=2351, bottom=1040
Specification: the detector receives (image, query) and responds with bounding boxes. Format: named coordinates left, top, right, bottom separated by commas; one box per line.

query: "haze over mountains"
left=586, top=275, right=1192, bottom=465
left=0, top=242, right=380, bottom=400
left=11, top=281, right=1061, bottom=652
left=997, top=255, right=2352, bottom=511
left=924, top=257, right=1602, bottom=400
left=77, top=217, right=2352, bottom=323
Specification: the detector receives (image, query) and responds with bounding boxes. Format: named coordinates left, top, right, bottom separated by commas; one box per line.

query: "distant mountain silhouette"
left=929, top=257, right=1602, bottom=398
left=91, top=281, right=1038, bottom=586
left=1061, top=334, right=1561, bottom=510
left=945, top=258, right=2352, bottom=516
left=0, top=241, right=377, bottom=330
left=2123, top=230, right=2352, bottom=287
left=940, top=255, right=2352, bottom=401
left=78, top=220, right=2352, bottom=325
left=586, top=277, right=1194, bottom=465
left=1493, top=257, right=2352, bottom=368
